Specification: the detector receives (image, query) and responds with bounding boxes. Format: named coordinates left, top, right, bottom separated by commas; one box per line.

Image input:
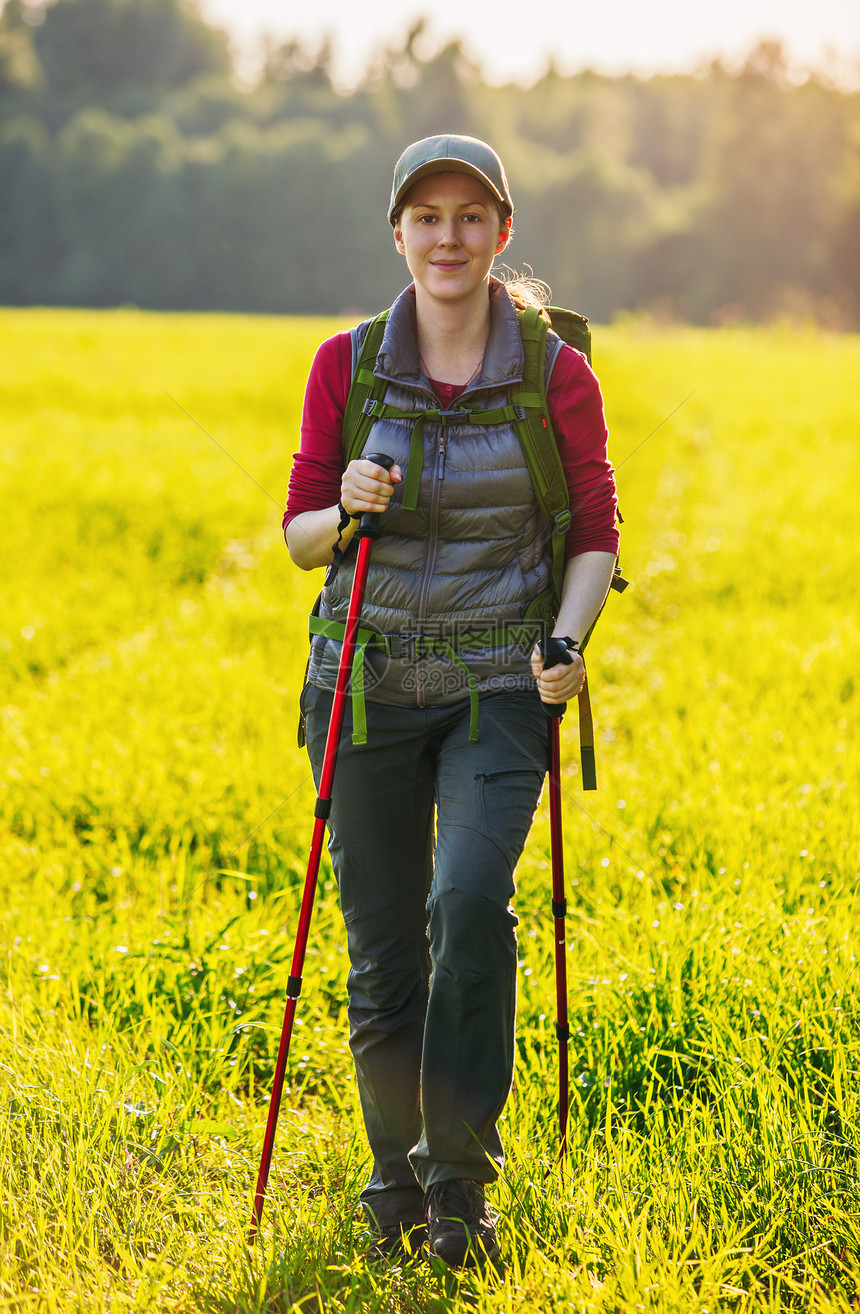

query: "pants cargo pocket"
left=473, top=768, right=545, bottom=864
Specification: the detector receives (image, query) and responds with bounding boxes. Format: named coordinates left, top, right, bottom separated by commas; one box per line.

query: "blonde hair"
left=495, top=264, right=552, bottom=324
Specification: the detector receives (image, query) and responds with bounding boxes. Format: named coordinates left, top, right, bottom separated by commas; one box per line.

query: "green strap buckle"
left=308, top=617, right=481, bottom=746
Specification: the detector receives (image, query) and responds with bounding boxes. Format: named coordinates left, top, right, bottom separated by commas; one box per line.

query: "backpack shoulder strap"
left=510, top=307, right=571, bottom=609
left=342, top=309, right=390, bottom=467
left=545, top=306, right=628, bottom=599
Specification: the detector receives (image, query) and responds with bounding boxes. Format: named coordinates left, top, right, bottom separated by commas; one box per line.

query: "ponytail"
left=495, top=265, right=552, bottom=324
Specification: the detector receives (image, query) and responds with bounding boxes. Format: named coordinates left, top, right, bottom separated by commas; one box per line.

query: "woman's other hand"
left=341, top=459, right=402, bottom=516
left=530, top=643, right=585, bottom=705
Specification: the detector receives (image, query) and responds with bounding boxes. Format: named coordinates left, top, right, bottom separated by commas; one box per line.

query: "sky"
left=199, top=0, right=860, bottom=87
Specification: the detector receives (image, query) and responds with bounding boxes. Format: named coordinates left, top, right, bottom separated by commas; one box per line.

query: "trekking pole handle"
left=357, top=453, right=395, bottom=540
left=538, top=636, right=575, bottom=720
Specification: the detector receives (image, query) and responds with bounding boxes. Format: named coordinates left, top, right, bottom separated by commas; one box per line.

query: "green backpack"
left=331, top=303, right=627, bottom=788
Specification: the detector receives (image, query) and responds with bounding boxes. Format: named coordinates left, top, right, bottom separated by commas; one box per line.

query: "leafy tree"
left=0, top=114, right=53, bottom=301
left=0, top=5, right=859, bottom=324
left=33, top=0, right=230, bottom=97
left=691, top=42, right=853, bottom=319
left=0, top=4, right=41, bottom=101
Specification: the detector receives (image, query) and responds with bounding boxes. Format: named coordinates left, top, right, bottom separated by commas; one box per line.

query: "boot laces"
left=427, top=1179, right=483, bottom=1222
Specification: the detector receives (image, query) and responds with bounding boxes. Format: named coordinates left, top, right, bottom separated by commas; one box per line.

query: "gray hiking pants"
left=302, top=682, right=549, bottom=1228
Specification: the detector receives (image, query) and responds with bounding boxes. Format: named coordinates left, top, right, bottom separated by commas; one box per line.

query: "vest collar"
left=374, top=277, right=525, bottom=394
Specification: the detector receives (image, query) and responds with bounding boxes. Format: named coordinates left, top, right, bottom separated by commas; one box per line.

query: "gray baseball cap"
left=388, top=134, right=513, bottom=226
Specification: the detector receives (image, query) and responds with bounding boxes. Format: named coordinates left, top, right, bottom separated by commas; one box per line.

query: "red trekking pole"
left=249, top=453, right=394, bottom=1244
left=538, top=637, right=577, bottom=1163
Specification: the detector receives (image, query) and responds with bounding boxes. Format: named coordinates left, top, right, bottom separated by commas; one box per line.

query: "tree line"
left=1, top=0, right=859, bottom=323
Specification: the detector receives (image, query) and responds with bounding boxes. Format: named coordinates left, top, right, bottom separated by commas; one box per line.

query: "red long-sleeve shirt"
left=284, top=330, right=620, bottom=559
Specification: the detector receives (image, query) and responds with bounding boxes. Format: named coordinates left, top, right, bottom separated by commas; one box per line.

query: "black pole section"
left=536, top=636, right=574, bottom=717
left=537, top=635, right=575, bottom=1161
left=357, top=453, right=394, bottom=539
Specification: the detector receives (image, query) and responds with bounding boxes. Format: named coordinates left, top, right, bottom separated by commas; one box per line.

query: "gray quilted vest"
left=307, top=278, right=563, bottom=712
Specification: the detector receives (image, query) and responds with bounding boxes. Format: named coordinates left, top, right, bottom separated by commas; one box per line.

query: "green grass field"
left=1, top=308, right=859, bottom=1313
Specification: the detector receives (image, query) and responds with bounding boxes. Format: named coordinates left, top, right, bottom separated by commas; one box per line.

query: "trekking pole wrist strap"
left=337, top=500, right=361, bottom=529
left=327, top=502, right=363, bottom=587
left=555, top=635, right=582, bottom=655
left=333, top=499, right=361, bottom=553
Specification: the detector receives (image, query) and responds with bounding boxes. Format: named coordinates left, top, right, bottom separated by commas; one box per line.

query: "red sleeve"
left=282, top=330, right=353, bottom=533
left=546, top=344, right=621, bottom=559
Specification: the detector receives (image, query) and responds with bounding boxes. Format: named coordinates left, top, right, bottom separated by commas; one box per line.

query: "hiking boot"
left=425, top=1179, right=500, bottom=1267
left=367, top=1221, right=427, bottom=1264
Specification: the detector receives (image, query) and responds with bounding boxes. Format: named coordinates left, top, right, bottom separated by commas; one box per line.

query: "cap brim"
left=389, top=160, right=510, bottom=225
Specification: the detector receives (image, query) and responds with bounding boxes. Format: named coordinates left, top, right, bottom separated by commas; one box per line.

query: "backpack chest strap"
left=361, top=396, right=545, bottom=512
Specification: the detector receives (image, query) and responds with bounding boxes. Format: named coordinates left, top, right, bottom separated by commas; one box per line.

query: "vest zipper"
left=415, top=427, right=447, bottom=708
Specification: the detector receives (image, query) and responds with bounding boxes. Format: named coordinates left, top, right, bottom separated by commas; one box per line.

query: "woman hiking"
left=283, top=134, right=620, bottom=1267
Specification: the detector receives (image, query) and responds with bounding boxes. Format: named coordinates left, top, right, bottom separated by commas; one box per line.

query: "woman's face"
left=393, top=172, right=511, bottom=306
